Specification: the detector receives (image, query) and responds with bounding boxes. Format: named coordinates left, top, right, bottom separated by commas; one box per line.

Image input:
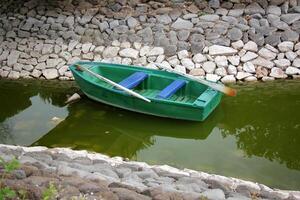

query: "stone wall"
left=1, top=144, right=300, bottom=199
left=0, top=0, right=300, bottom=83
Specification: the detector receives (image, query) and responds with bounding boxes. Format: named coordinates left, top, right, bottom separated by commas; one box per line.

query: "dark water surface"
left=0, top=79, right=299, bottom=190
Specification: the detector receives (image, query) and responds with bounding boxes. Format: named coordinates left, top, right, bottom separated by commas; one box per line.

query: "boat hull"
left=70, top=62, right=222, bottom=121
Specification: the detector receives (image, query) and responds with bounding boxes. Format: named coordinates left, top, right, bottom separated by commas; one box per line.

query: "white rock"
left=193, top=53, right=207, bottom=63
left=228, top=56, right=240, bottom=66
left=133, top=42, right=142, bottom=50
left=202, top=61, right=216, bottom=73
left=221, top=75, right=236, bottom=83
left=270, top=67, right=287, bottom=78
left=258, top=48, right=277, bottom=60
left=178, top=50, right=189, bottom=59
left=58, top=65, right=69, bottom=76
left=215, top=56, right=228, bottom=67
left=206, top=74, right=221, bottom=82
left=241, top=51, right=258, bottom=62
left=278, top=41, right=294, bottom=52
left=244, top=76, right=258, bottom=82
left=209, top=45, right=237, bottom=56
left=251, top=57, right=275, bottom=69
left=215, top=67, right=227, bottom=77
left=82, top=43, right=92, bottom=53
left=285, top=52, right=297, bottom=61
left=286, top=66, right=300, bottom=75
left=236, top=72, right=252, bottom=80
left=65, top=93, right=81, bottom=104
left=243, top=62, right=256, bottom=73
left=94, top=46, right=105, bottom=53
left=82, top=52, right=93, bottom=60
left=8, top=71, right=20, bottom=79
left=274, top=59, right=291, bottom=68
left=243, top=41, right=258, bottom=52
left=119, top=48, right=139, bottom=59
left=31, top=69, right=42, bottom=78
left=7, top=50, right=20, bottom=67
left=120, top=42, right=131, bottom=49
left=147, top=47, right=164, bottom=56
left=168, top=58, right=180, bottom=67
left=174, top=65, right=186, bottom=74
left=42, top=69, right=59, bottom=79
left=265, top=44, right=279, bottom=53
left=102, top=47, right=120, bottom=58
left=112, top=40, right=120, bottom=47
left=181, top=58, right=195, bottom=70
left=228, top=65, right=237, bottom=75
left=159, top=61, right=172, bottom=69
left=231, top=40, right=244, bottom=50
left=156, top=55, right=165, bottom=63
left=277, top=53, right=285, bottom=59
left=262, top=76, right=275, bottom=81
left=292, top=58, right=300, bottom=68
left=121, top=58, right=132, bottom=65
left=140, top=46, right=150, bottom=57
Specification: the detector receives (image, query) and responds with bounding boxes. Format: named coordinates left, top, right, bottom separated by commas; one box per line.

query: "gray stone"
left=156, top=14, right=172, bottom=25
left=293, top=58, right=300, bottom=68
left=127, top=17, right=139, bottom=29
left=281, top=30, right=299, bottom=42
left=171, top=18, right=193, bottom=30
left=177, top=30, right=190, bottom=41
left=79, top=8, right=98, bottom=25
left=245, top=2, right=265, bottom=15
left=103, top=47, right=120, bottom=58
left=227, top=28, right=243, bottom=41
left=265, top=33, right=281, bottom=46
left=7, top=50, right=20, bottom=67
left=199, top=15, right=220, bottom=22
left=281, top=14, right=300, bottom=25
left=0, top=50, right=9, bottom=62
left=8, top=71, right=20, bottom=79
left=209, top=0, right=220, bottom=9
left=228, top=9, right=244, bottom=17
left=119, top=48, right=139, bottom=59
left=63, top=16, right=74, bottom=28
left=147, top=47, right=164, bottom=56
left=285, top=52, right=297, bottom=61
left=267, top=5, right=281, bottom=15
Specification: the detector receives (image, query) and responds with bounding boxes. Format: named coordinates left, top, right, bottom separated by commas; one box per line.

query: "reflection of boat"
left=34, top=98, right=221, bottom=158
left=69, top=61, right=222, bottom=121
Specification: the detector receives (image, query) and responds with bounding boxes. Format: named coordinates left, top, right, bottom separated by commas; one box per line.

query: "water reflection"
left=0, top=79, right=300, bottom=189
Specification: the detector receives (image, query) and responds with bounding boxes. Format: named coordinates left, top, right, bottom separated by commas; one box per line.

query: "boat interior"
left=78, top=63, right=213, bottom=105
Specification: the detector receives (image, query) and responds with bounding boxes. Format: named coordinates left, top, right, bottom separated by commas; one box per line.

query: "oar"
left=75, top=64, right=151, bottom=103
left=155, top=63, right=237, bottom=97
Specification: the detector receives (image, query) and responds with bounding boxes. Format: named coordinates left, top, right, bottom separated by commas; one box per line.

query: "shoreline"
left=1, top=144, right=299, bottom=199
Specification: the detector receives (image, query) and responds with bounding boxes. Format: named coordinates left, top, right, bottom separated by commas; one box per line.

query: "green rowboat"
left=69, top=61, right=222, bottom=121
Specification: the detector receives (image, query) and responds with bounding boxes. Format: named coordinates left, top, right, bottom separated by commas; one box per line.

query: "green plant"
left=18, top=189, right=27, bottom=200
left=0, top=157, right=20, bottom=200
left=42, top=182, right=58, bottom=200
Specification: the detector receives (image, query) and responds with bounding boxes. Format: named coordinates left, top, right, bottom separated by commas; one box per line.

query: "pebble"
left=202, top=61, right=216, bottom=73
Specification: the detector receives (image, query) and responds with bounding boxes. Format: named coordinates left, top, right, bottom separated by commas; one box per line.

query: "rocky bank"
left=0, top=0, right=300, bottom=82
left=1, top=144, right=300, bottom=200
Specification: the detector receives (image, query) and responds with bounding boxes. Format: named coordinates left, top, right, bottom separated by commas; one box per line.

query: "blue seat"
left=157, top=80, right=186, bottom=99
left=118, top=72, right=148, bottom=89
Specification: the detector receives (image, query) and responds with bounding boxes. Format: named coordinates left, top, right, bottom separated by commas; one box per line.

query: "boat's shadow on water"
left=34, top=95, right=223, bottom=158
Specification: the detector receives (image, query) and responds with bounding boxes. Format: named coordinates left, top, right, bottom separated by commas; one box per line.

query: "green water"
left=0, top=79, right=299, bottom=190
